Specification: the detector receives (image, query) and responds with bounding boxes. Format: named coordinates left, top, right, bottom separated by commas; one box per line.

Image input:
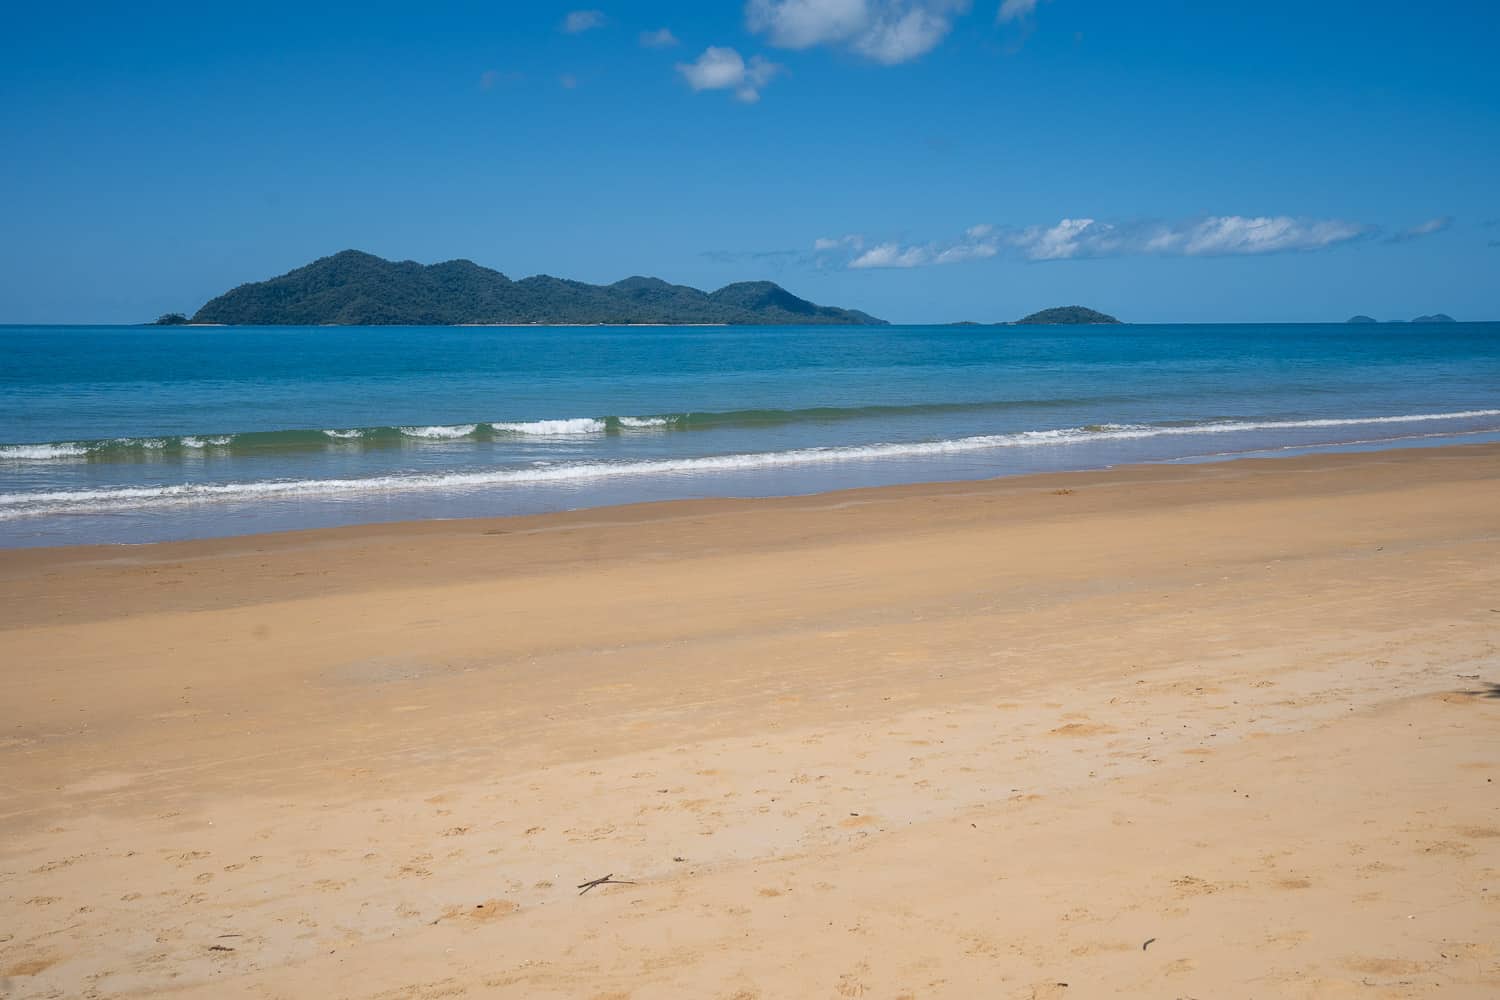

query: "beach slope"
left=1, top=445, right=1498, bottom=997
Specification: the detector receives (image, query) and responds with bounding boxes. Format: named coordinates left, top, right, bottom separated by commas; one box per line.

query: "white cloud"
left=843, top=227, right=997, bottom=268
left=997, top=0, right=1039, bottom=23
left=814, top=234, right=865, bottom=250
left=562, top=9, right=607, bottom=33
left=677, top=47, right=784, bottom=102
left=824, top=215, right=1375, bottom=268
left=640, top=27, right=680, bottom=47
left=1007, top=216, right=1369, bottom=260
left=850, top=242, right=932, bottom=268
left=746, top=0, right=970, bottom=64
left=747, top=0, right=869, bottom=47
left=933, top=241, right=998, bottom=264
left=1181, top=216, right=1367, bottom=256
left=1012, top=217, right=1105, bottom=260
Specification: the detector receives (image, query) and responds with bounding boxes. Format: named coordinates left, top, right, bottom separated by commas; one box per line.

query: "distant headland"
left=166, top=250, right=886, bottom=327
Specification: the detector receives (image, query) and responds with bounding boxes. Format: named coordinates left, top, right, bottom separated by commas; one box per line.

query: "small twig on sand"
left=577, top=873, right=637, bottom=895
left=1142, top=937, right=1157, bottom=951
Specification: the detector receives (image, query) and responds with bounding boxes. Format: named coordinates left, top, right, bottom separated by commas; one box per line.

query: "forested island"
left=948, top=305, right=1122, bottom=326
left=1015, top=306, right=1121, bottom=325
left=174, top=250, right=886, bottom=326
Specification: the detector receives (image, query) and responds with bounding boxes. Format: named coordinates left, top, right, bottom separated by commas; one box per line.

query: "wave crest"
left=490, top=418, right=606, bottom=435
left=400, top=424, right=480, bottom=439
left=4, top=408, right=1497, bottom=517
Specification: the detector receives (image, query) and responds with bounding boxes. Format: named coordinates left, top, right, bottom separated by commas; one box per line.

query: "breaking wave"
left=3, top=408, right=1497, bottom=518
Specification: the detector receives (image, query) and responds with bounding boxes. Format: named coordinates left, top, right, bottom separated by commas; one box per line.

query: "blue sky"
left=2, top=1, right=1497, bottom=324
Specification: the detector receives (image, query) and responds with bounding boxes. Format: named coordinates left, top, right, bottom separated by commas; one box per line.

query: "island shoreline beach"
left=2, top=442, right=1497, bottom=997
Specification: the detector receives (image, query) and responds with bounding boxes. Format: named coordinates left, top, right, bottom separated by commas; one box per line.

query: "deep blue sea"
left=2, top=323, right=1497, bottom=547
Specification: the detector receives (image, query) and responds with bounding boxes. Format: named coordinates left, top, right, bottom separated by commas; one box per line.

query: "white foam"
left=3, top=409, right=1497, bottom=518
left=322, top=428, right=365, bottom=440
left=617, top=416, right=674, bottom=429
left=490, top=418, right=606, bottom=435
left=181, top=436, right=232, bottom=448
left=400, top=424, right=479, bottom=439
left=0, top=443, right=89, bottom=460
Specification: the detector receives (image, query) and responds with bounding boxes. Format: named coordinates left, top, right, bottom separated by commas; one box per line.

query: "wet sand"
left=2, top=444, right=1498, bottom=998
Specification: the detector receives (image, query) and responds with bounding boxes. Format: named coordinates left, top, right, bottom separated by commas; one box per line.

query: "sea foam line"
left=400, top=424, right=480, bottom=439
left=2, top=409, right=1497, bottom=517
left=6, top=406, right=1498, bottom=463
left=490, top=418, right=607, bottom=435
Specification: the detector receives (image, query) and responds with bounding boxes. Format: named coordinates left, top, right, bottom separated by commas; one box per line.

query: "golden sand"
left=2, top=445, right=1497, bottom=997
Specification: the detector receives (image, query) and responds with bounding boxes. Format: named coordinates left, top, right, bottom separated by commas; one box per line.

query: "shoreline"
left=5, top=431, right=1494, bottom=554
left=3, top=441, right=1497, bottom=996
left=2, top=439, right=1497, bottom=563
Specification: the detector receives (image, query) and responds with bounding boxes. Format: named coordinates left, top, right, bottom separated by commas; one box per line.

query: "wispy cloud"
left=701, top=249, right=800, bottom=263
left=813, top=234, right=865, bottom=251
left=746, top=0, right=971, bottom=65
left=849, top=243, right=932, bottom=268
left=677, top=46, right=783, bottom=102
left=997, top=0, right=1038, bottom=22
left=847, top=225, right=997, bottom=268
left=1385, top=216, right=1453, bottom=243
left=1016, top=216, right=1371, bottom=260
left=819, top=215, right=1387, bottom=268
left=640, top=27, right=679, bottom=47
left=562, top=9, right=607, bottom=33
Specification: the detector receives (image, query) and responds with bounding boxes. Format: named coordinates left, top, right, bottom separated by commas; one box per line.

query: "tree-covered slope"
left=1015, top=305, right=1121, bottom=325
left=190, top=251, right=886, bottom=326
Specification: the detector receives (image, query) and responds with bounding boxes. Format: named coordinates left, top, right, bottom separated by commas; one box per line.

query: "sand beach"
left=2, top=444, right=1498, bottom=998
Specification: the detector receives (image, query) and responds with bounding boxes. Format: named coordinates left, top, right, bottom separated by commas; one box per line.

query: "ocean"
left=2, top=322, right=1497, bottom=547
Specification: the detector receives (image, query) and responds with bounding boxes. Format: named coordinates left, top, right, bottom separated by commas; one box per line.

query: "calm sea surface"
left=2, top=323, right=1497, bottom=547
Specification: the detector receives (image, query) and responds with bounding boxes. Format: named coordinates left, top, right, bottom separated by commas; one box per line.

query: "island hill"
left=174, top=250, right=886, bottom=327
left=1347, top=313, right=1457, bottom=323
left=950, top=305, right=1122, bottom=326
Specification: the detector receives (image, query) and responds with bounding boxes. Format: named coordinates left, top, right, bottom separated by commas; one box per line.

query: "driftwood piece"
left=576, top=873, right=637, bottom=895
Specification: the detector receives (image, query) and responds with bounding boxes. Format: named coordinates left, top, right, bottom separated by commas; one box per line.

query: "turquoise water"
left=2, top=323, right=1497, bottom=547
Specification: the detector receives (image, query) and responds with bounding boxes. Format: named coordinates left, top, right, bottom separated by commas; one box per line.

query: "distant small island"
left=1350, top=313, right=1458, bottom=324
left=1015, top=306, right=1121, bottom=325
left=151, top=312, right=191, bottom=326
left=173, top=250, right=886, bottom=327
left=947, top=305, right=1122, bottom=327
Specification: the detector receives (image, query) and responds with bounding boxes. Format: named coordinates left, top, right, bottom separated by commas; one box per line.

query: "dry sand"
left=1, top=445, right=1497, bottom=998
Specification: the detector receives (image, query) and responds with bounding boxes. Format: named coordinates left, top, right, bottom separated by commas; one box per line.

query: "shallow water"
left=2, top=322, right=1497, bottom=546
